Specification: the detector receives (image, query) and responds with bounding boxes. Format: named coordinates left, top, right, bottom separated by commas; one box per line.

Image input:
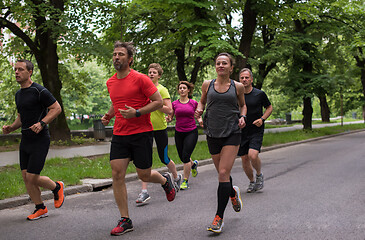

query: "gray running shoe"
left=247, top=182, right=256, bottom=193
left=135, top=192, right=150, bottom=204
left=255, top=173, right=264, bottom=191
left=174, top=174, right=182, bottom=192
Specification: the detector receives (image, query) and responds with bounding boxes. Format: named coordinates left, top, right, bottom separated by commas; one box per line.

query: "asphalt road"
left=0, top=131, right=364, bottom=240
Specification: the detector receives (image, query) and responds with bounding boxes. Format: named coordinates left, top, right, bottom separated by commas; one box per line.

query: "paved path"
left=1, top=130, right=364, bottom=239
left=0, top=121, right=362, bottom=167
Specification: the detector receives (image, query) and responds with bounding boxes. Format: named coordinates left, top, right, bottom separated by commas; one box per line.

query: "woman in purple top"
left=167, top=81, right=203, bottom=190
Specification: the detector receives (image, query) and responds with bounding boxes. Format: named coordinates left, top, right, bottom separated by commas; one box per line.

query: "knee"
left=111, top=169, right=125, bottom=182
left=248, top=153, right=258, bottom=161
left=25, top=173, right=38, bottom=185
left=218, top=169, right=229, bottom=181
left=137, top=171, right=151, bottom=182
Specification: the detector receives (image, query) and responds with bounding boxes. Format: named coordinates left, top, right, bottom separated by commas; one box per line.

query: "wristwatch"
left=40, top=120, right=47, bottom=128
left=260, top=117, right=265, bottom=122
left=135, top=109, right=141, bottom=117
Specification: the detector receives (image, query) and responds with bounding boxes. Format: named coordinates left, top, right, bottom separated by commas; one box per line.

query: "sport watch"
left=40, top=120, right=47, bottom=128
left=135, top=109, right=141, bottom=117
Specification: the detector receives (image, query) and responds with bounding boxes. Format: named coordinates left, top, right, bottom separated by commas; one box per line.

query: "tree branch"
left=0, top=17, right=40, bottom=56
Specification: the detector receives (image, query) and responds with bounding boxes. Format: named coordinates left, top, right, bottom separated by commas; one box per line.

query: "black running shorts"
left=19, top=134, right=50, bottom=175
left=237, top=128, right=264, bottom=156
left=110, top=131, right=153, bottom=170
left=206, top=133, right=241, bottom=155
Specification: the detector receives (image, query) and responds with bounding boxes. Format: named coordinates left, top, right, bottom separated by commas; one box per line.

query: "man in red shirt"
left=101, top=41, right=176, bottom=236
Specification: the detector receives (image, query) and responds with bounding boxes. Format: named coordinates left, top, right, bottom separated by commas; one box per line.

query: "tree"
left=0, top=0, right=110, bottom=140
left=1, top=0, right=72, bottom=140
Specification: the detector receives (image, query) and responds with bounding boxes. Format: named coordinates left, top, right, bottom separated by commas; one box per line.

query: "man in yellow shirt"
left=136, top=63, right=182, bottom=204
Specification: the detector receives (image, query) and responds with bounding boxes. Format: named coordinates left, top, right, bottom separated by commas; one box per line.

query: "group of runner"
left=2, top=41, right=272, bottom=236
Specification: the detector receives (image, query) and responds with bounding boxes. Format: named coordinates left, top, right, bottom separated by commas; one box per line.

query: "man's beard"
left=113, top=61, right=128, bottom=71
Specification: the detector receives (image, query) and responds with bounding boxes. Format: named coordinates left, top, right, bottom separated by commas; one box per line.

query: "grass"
left=263, top=123, right=365, bottom=146
left=0, top=123, right=364, bottom=200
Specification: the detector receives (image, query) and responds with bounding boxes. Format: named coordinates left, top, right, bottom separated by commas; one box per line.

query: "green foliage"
left=0, top=57, right=17, bottom=125
left=60, top=60, right=111, bottom=118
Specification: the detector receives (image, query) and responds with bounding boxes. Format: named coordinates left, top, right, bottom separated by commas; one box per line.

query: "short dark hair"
left=17, top=59, right=34, bottom=72
left=239, top=68, right=253, bottom=79
left=114, top=41, right=135, bottom=66
left=215, top=52, right=235, bottom=66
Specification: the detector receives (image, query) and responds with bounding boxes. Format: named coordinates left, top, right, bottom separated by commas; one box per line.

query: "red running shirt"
left=106, top=69, right=157, bottom=136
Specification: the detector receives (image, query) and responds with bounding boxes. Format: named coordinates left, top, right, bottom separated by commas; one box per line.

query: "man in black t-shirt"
left=2, top=59, right=65, bottom=220
left=238, top=68, right=273, bottom=193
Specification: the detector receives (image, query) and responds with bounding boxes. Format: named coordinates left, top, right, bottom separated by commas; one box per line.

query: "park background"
left=1, top=0, right=364, bottom=141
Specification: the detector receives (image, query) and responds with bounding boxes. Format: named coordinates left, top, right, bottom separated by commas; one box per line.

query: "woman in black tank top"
left=195, top=53, right=247, bottom=233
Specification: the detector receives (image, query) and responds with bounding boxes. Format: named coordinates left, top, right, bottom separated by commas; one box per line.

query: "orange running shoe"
left=54, top=181, right=65, bottom=208
left=207, top=215, right=224, bottom=233
left=27, top=207, right=48, bottom=221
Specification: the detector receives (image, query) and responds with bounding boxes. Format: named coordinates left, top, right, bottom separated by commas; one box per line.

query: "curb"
left=1, top=128, right=364, bottom=210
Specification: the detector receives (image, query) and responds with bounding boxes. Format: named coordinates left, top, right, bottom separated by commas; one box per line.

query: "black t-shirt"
left=15, top=82, right=57, bottom=136
left=244, top=87, right=271, bottom=130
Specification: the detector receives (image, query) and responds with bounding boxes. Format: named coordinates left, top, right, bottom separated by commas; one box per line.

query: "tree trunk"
left=36, top=36, right=71, bottom=141
left=174, top=47, right=188, bottom=83
left=257, top=62, right=276, bottom=90
left=318, top=94, right=330, bottom=122
left=302, top=97, right=313, bottom=130
left=256, top=25, right=276, bottom=89
left=354, top=47, right=365, bottom=122
left=34, top=0, right=70, bottom=141
left=235, top=0, right=258, bottom=80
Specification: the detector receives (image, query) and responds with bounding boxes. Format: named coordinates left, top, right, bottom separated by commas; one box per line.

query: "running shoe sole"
left=27, top=213, right=48, bottom=221
left=136, top=196, right=151, bottom=204
left=110, top=228, right=134, bottom=236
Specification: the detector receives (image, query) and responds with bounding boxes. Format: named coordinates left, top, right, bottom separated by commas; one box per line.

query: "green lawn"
left=0, top=123, right=364, bottom=200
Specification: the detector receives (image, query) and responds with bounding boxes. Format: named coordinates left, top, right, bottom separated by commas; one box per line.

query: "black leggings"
left=153, top=129, right=171, bottom=165
left=174, top=128, right=198, bottom=163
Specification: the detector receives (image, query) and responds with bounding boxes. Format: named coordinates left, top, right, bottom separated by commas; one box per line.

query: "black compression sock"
left=216, top=182, right=231, bottom=219
left=52, top=181, right=60, bottom=194
left=36, top=203, right=45, bottom=210
left=229, top=176, right=235, bottom=197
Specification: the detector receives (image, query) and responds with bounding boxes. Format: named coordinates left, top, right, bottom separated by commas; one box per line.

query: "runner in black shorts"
left=110, top=132, right=154, bottom=169
left=195, top=53, right=247, bottom=233
left=2, top=59, right=65, bottom=221
left=238, top=68, right=273, bottom=193
left=101, top=42, right=176, bottom=236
